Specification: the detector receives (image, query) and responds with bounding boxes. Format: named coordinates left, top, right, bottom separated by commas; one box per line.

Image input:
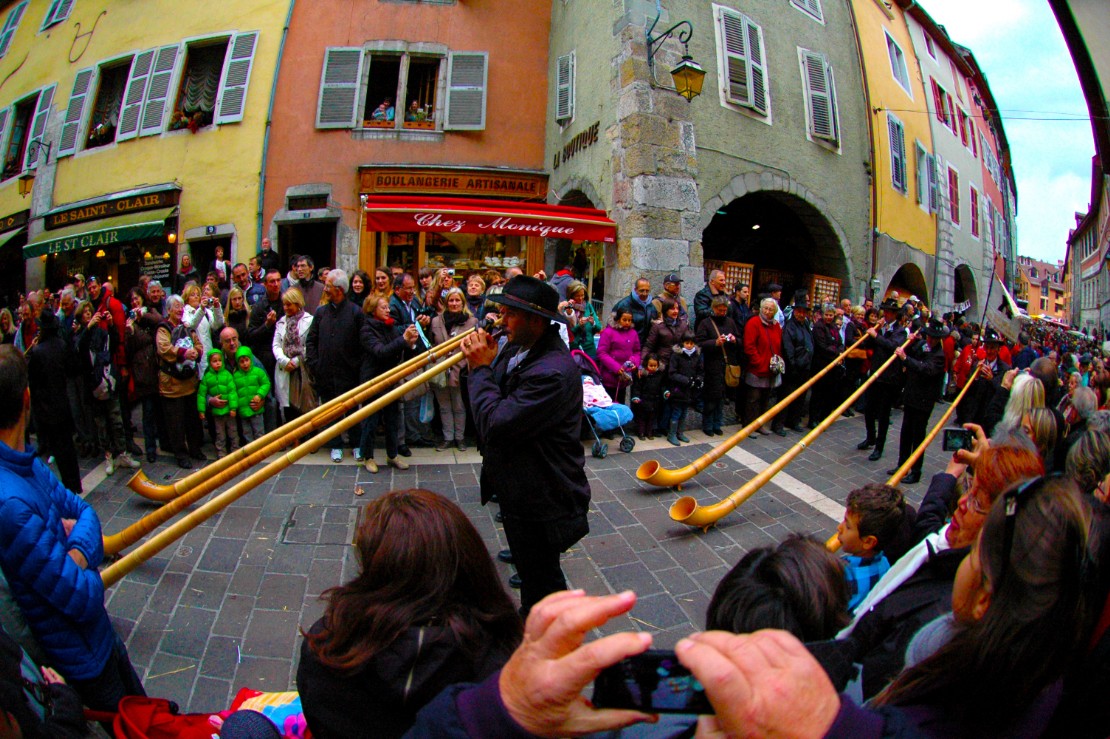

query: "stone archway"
left=953, top=262, right=979, bottom=320
left=886, top=263, right=929, bottom=304
left=549, top=182, right=606, bottom=302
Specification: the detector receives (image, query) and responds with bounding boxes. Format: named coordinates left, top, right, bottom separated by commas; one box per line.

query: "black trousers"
left=864, top=383, right=899, bottom=453
left=161, top=393, right=203, bottom=458
left=897, top=404, right=933, bottom=476
left=38, top=424, right=81, bottom=494
left=501, top=513, right=588, bottom=616
left=776, top=371, right=809, bottom=430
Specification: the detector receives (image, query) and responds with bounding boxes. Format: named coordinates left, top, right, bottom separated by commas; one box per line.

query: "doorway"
left=278, top=221, right=337, bottom=276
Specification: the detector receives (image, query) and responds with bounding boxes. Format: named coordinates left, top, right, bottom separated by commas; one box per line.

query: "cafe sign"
left=45, top=189, right=180, bottom=230
left=0, top=209, right=29, bottom=233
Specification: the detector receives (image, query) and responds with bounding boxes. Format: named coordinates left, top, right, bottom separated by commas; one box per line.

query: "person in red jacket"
left=742, top=297, right=784, bottom=430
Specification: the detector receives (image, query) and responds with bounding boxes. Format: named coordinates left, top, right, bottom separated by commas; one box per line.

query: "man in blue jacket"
left=0, top=344, right=145, bottom=711
left=462, top=277, right=591, bottom=616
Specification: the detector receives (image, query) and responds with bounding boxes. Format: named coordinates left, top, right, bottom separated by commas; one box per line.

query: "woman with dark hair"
left=695, top=295, right=741, bottom=436
left=348, top=269, right=372, bottom=309
left=124, top=287, right=162, bottom=463
left=641, top=296, right=687, bottom=371
left=706, top=534, right=849, bottom=642
left=297, top=489, right=522, bottom=739
left=868, top=475, right=1096, bottom=736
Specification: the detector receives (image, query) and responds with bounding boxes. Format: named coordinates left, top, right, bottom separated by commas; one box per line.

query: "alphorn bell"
left=101, top=352, right=467, bottom=586
left=670, top=334, right=916, bottom=528
left=125, top=324, right=481, bottom=501
left=637, top=326, right=875, bottom=488
left=824, top=364, right=984, bottom=552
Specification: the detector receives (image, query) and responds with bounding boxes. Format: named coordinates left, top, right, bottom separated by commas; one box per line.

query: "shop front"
left=358, top=167, right=616, bottom=282
left=0, top=209, right=29, bottom=308
left=23, top=185, right=181, bottom=292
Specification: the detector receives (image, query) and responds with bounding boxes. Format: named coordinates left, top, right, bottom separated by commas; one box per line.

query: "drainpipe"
left=257, top=0, right=296, bottom=250
left=845, top=0, right=878, bottom=300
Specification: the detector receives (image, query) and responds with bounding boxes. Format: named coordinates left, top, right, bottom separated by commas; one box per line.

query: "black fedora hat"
left=982, top=327, right=1003, bottom=345
left=922, top=318, right=947, bottom=338
left=485, top=275, right=571, bottom=326
left=879, top=297, right=901, bottom=313
left=791, top=294, right=810, bottom=311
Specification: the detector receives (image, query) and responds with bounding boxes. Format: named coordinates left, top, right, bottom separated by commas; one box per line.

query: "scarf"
left=283, top=310, right=306, bottom=358
left=444, top=311, right=467, bottom=331
left=631, top=292, right=652, bottom=310
left=381, top=315, right=395, bottom=326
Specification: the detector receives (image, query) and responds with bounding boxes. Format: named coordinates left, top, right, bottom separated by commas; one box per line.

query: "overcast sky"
left=920, top=0, right=1094, bottom=265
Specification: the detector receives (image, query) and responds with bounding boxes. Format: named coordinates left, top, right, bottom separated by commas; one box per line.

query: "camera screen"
left=594, top=651, right=713, bottom=714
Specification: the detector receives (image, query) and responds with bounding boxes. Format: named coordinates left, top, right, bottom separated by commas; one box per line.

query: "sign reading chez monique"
left=45, top=189, right=180, bottom=230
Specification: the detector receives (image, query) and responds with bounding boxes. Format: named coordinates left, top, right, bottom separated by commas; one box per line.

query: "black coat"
left=641, top=318, right=686, bottom=371
left=246, top=294, right=282, bottom=376
left=631, top=370, right=665, bottom=411
left=27, top=333, right=73, bottom=430
left=867, top=323, right=908, bottom=387
left=468, top=325, right=590, bottom=522
left=812, top=318, right=844, bottom=368
left=964, top=358, right=1010, bottom=428
left=666, top=349, right=703, bottom=404
left=125, top=309, right=163, bottom=398
left=782, top=318, right=814, bottom=375
left=901, top=338, right=945, bottom=411
left=695, top=314, right=741, bottom=402
left=360, top=317, right=413, bottom=383
left=306, top=297, right=363, bottom=398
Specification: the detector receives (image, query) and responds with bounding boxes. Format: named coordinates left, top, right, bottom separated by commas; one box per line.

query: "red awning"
left=363, top=195, right=616, bottom=243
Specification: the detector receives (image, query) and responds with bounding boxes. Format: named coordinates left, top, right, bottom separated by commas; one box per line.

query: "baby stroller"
left=572, top=349, right=636, bottom=458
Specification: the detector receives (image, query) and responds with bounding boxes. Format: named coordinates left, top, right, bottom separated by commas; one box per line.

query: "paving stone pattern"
left=91, top=403, right=948, bottom=712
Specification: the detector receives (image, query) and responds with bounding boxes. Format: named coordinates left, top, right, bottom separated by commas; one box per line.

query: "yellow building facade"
left=0, top=0, right=288, bottom=296
left=851, top=0, right=937, bottom=300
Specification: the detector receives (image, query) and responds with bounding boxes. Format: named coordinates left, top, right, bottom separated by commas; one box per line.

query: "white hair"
left=760, top=297, right=777, bottom=311
left=329, top=268, right=349, bottom=293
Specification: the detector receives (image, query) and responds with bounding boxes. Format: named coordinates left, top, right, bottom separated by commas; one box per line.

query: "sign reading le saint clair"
left=45, top=190, right=179, bottom=230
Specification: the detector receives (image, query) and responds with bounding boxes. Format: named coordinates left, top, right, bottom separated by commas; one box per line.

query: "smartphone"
left=593, top=650, right=713, bottom=715
left=942, top=427, right=974, bottom=452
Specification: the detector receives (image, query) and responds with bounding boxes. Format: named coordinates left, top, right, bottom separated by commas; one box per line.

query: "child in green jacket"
left=233, top=346, right=271, bottom=443
left=198, top=349, right=238, bottom=456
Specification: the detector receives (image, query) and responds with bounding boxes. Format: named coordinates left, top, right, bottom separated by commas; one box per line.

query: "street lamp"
left=16, top=141, right=52, bottom=198
left=646, top=14, right=706, bottom=101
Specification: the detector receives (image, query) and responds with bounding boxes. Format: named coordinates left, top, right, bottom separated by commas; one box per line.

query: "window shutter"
left=914, top=144, right=927, bottom=205
left=744, top=18, right=768, bottom=115
left=444, top=51, right=487, bottom=130
left=970, top=188, right=980, bottom=237
left=927, top=153, right=939, bottom=213
left=945, top=94, right=956, bottom=133
left=931, top=80, right=944, bottom=123
left=887, top=115, right=906, bottom=193
left=948, top=168, right=960, bottom=224
left=40, top=0, right=72, bottom=29
left=216, top=31, right=258, bottom=125
left=315, top=47, right=363, bottom=129
left=116, top=50, right=153, bottom=142
left=802, top=52, right=835, bottom=141
left=57, top=66, right=94, bottom=156
left=0, top=108, right=10, bottom=156
left=24, top=84, right=55, bottom=170
left=139, top=44, right=180, bottom=137
left=720, top=9, right=750, bottom=106
left=555, top=52, right=574, bottom=123
left=0, top=1, right=27, bottom=58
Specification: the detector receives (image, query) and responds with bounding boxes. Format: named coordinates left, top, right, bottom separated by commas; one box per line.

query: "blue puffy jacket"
left=0, top=441, right=112, bottom=681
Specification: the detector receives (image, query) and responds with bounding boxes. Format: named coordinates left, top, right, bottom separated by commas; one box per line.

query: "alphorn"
left=126, top=324, right=481, bottom=501
left=101, top=352, right=466, bottom=586
left=670, top=335, right=916, bottom=528
left=824, top=364, right=984, bottom=552
left=637, top=327, right=873, bottom=488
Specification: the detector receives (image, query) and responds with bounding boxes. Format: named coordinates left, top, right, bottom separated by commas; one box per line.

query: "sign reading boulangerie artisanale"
left=360, top=167, right=547, bottom=199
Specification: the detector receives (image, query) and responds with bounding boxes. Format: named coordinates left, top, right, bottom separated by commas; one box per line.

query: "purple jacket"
left=596, top=325, right=641, bottom=391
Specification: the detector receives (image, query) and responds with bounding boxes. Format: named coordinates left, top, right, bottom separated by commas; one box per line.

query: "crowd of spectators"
left=2, top=252, right=1110, bottom=737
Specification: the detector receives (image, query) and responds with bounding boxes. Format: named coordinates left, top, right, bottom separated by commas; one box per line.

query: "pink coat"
left=597, top=325, right=641, bottom=391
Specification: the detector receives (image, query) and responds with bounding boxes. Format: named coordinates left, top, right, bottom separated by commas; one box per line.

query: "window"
left=947, top=166, right=960, bottom=225
left=799, top=50, right=837, bottom=145
left=84, top=59, right=130, bottom=149
left=316, top=46, right=486, bottom=131
left=40, top=0, right=72, bottom=29
left=885, top=32, right=911, bottom=95
left=923, top=33, right=936, bottom=60
left=957, top=108, right=969, bottom=148
left=930, top=79, right=948, bottom=126
left=969, top=185, right=980, bottom=239
left=1040, top=296, right=1048, bottom=311
left=887, top=113, right=907, bottom=193
left=555, top=51, right=574, bottom=124
left=715, top=5, right=769, bottom=116
left=0, top=1, right=27, bottom=58
left=790, top=0, right=823, bottom=22
left=0, top=84, right=53, bottom=179
left=914, top=142, right=929, bottom=207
